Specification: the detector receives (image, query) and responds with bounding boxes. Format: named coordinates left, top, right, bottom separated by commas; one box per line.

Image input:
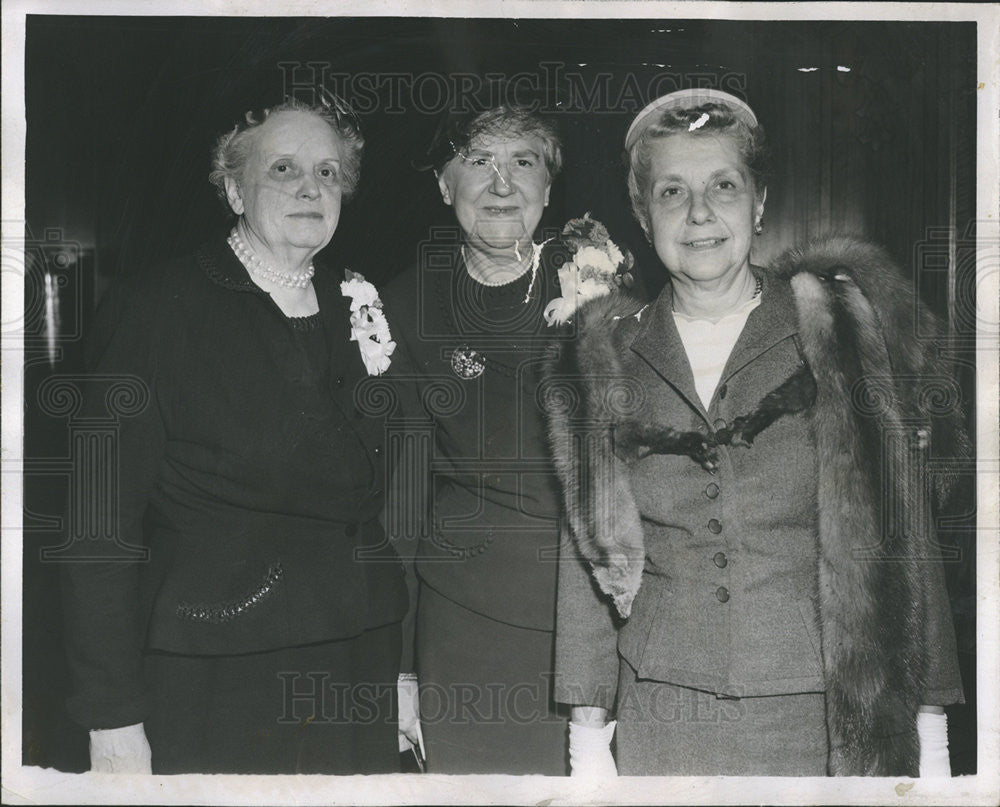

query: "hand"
left=568, top=720, right=617, bottom=778
left=397, top=673, right=425, bottom=760
left=917, top=708, right=951, bottom=777
left=89, top=722, right=152, bottom=774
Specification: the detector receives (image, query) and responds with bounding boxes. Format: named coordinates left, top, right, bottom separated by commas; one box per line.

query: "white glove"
left=568, top=720, right=617, bottom=778
left=89, top=722, right=152, bottom=774
left=917, top=710, right=951, bottom=777
left=397, top=673, right=425, bottom=760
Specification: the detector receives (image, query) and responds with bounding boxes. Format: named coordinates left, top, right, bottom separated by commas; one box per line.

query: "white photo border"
left=2, top=2, right=997, bottom=805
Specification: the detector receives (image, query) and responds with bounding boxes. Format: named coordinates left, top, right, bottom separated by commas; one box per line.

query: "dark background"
left=22, top=16, right=978, bottom=772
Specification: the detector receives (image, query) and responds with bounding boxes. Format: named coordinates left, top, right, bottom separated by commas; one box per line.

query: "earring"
left=754, top=218, right=763, bottom=236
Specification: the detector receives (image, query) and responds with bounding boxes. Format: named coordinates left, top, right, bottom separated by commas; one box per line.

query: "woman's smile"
left=437, top=132, right=551, bottom=258
left=682, top=237, right=728, bottom=249
left=645, top=132, right=763, bottom=287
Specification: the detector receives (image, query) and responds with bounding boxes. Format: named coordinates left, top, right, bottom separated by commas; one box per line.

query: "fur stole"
left=543, top=236, right=970, bottom=776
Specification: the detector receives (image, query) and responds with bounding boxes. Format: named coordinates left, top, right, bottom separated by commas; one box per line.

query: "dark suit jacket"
left=61, top=237, right=408, bottom=730
left=554, top=272, right=963, bottom=708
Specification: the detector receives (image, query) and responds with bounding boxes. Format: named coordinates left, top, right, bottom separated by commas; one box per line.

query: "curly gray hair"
left=209, top=95, right=364, bottom=210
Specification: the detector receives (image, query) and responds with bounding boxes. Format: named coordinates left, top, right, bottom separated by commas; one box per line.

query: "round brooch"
left=451, top=345, right=486, bottom=379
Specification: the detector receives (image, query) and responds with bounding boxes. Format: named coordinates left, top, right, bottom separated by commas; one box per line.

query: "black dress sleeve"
left=379, top=266, right=430, bottom=673
left=61, top=269, right=167, bottom=729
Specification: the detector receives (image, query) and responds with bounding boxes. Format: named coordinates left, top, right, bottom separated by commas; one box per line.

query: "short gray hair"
left=627, top=102, right=768, bottom=233
left=209, top=95, right=364, bottom=211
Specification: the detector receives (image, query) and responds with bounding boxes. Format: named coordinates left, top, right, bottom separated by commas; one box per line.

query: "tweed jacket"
left=545, top=237, right=966, bottom=776
left=61, top=237, right=408, bottom=730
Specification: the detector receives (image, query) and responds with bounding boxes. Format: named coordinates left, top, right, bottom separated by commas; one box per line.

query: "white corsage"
left=543, top=213, right=634, bottom=326
left=341, top=270, right=396, bottom=376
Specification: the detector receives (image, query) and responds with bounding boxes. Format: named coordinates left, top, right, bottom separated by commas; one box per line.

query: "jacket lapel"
left=313, top=265, right=363, bottom=382
left=628, top=284, right=707, bottom=417
left=629, top=271, right=801, bottom=418
left=720, top=270, right=799, bottom=385
left=198, top=236, right=273, bottom=296
left=313, top=265, right=382, bottom=487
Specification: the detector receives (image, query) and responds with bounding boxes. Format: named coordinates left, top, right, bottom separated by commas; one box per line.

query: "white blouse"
left=672, top=293, right=762, bottom=410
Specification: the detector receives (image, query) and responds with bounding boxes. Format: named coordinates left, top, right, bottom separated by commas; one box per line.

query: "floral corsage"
left=340, top=269, right=396, bottom=376
left=543, top=213, right=634, bottom=326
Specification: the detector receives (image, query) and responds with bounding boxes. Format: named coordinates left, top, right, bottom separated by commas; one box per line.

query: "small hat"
left=624, top=88, right=758, bottom=150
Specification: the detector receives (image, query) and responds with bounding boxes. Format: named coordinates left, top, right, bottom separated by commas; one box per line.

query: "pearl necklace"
left=227, top=229, right=315, bottom=289
left=461, top=246, right=531, bottom=287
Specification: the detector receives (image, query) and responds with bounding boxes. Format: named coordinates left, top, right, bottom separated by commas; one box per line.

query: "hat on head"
left=414, top=79, right=563, bottom=173
left=624, top=88, right=758, bottom=150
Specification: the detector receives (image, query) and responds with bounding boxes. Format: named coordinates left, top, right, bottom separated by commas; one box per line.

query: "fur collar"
left=543, top=236, right=970, bottom=776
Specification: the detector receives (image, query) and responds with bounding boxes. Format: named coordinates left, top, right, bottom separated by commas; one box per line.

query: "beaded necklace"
left=460, top=245, right=533, bottom=287
left=228, top=228, right=315, bottom=289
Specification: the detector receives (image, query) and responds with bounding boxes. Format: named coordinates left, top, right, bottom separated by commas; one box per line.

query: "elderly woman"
left=545, top=89, right=966, bottom=776
left=380, top=103, right=569, bottom=773
left=61, top=96, right=408, bottom=774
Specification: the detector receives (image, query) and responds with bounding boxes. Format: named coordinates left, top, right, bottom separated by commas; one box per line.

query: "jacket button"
left=705, top=482, right=720, bottom=499
left=716, top=586, right=730, bottom=603
left=713, top=418, right=728, bottom=431
left=345, top=522, right=359, bottom=537
left=713, top=551, right=728, bottom=568
left=335, top=376, right=345, bottom=386
left=708, top=518, right=722, bottom=534
left=373, top=445, right=382, bottom=456
left=718, top=383, right=727, bottom=400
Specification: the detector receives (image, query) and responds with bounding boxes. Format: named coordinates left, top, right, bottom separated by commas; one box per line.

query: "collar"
left=196, top=235, right=270, bottom=294
left=198, top=234, right=333, bottom=293
left=629, top=269, right=799, bottom=415
left=196, top=234, right=346, bottom=305
left=671, top=288, right=762, bottom=323
left=196, top=233, right=352, bottom=325
left=722, top=269, right=799, bottom=381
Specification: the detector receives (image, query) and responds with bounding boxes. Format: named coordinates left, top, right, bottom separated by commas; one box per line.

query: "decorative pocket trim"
left=176, top=562, right=283, bottom=623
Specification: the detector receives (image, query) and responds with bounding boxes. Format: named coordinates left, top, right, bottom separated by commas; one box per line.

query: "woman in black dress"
left=381, top=104, right=570, bottom=774
left=61, top=96, right=409, bottom=774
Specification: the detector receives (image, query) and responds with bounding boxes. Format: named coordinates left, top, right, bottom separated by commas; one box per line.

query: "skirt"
left=615, top=658, right=829, bottom=776
left=143, top=622, right=401, bottom=774
left=415, top=583, right=569, bottom=774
